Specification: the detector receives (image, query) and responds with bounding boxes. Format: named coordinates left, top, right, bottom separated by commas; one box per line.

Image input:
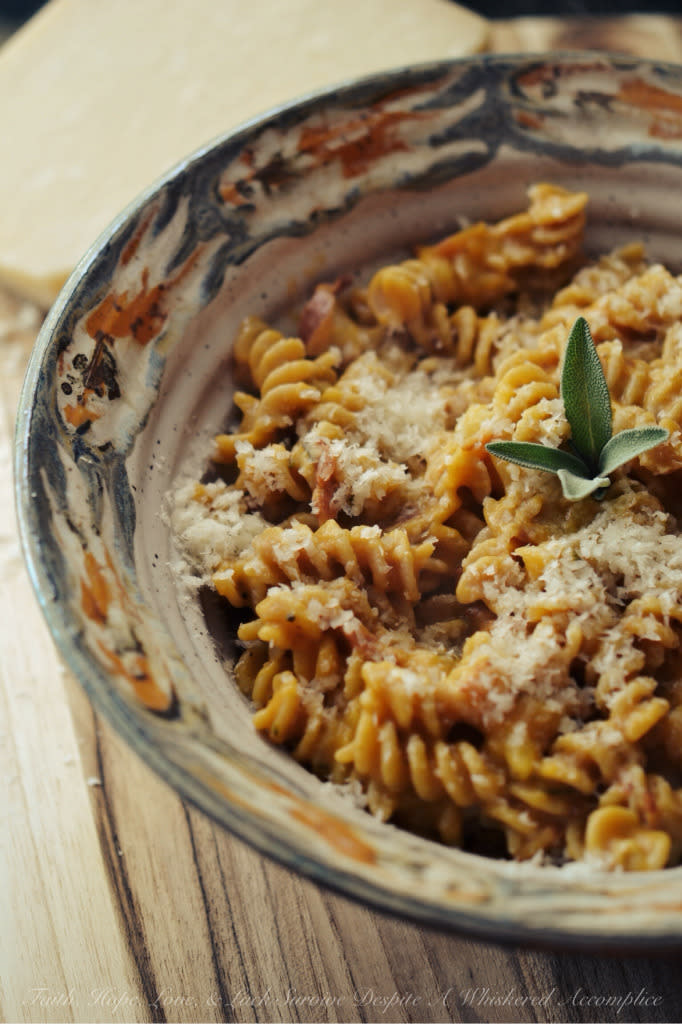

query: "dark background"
left=2, top=0, right=682, bottom=22
left=1, top=0, right=43, bottom=19
left=474, top=1, right=682, bottom=12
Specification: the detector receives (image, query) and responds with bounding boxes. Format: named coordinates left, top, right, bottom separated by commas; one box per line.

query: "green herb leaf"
left=485, top=440, right=591, bottom=477
left=598, top=426, right=670, bottom=475
left=560, top=316, right=612, bottom=471
left=557, top=468, right=610, bottom=501
left=484, top=316, right=670, bottom=504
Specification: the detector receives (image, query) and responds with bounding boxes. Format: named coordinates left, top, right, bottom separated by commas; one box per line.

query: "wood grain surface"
left=5, top=15, right=682, bottom=1024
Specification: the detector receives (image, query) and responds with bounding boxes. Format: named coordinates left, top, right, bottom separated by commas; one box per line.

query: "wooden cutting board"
left=4, top=14, right=682, bottom=1024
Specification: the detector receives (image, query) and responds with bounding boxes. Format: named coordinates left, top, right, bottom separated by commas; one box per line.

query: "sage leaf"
left=598, top=425, right=670, bottom=475
left=561, top=316, right=612, bottom=470
left=485, top=440, right=590, bottom=477
left=483, top=316, right=670, bottom=504
left=557, top=468, right=610, bottom=501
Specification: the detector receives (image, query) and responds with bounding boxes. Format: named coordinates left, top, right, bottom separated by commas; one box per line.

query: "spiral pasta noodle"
left=366, top=183, right=587, bottom=344
left=214, top=317, right=340, bottom=461
left=212, top=518, right=436, bottom=607
left=172, top=184, right=682, bottom=870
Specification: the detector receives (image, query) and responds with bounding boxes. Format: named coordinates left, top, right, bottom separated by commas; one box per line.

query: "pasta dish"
left=172, top=184, right=682, bottom=870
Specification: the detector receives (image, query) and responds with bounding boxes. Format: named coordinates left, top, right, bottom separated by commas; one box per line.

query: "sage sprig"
left=485, top=316, right=669, bottom=501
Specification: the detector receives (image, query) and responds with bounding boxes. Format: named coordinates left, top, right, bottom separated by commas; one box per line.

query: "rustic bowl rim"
left=15, top=50, right=682, bottom=952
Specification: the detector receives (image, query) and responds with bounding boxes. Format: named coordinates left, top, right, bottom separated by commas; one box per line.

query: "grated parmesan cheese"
left=353, top=367, right=450, bottom=462
left=301, top=426, right=412, bottom=516
left=170, top=479, right=268, bottom=577
left=457, top=485, right=682, bottom=725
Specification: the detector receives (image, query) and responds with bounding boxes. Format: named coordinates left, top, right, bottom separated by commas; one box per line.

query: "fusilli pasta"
left=173, top=183, right=682, bottom=870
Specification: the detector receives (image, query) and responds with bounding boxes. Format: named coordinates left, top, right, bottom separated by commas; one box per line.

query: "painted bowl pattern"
left=17, top=53, right=682, bottom=949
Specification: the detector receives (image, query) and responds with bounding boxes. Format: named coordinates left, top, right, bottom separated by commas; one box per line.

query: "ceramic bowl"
left=16, top=53, right=682, bottom=950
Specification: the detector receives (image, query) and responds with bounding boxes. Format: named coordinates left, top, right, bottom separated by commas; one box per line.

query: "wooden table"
left=5, top=15, right=682, bottom=1024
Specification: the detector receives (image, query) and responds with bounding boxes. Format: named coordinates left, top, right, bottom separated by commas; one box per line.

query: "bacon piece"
left=298, top=275, right=352, bottom=354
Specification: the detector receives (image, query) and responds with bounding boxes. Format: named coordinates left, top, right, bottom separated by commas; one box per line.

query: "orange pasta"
left=173, top=184, right=682, bottom=869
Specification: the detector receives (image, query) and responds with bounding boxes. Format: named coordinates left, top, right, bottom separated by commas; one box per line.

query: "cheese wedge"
left=0, top=0, right=488, bottom=307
